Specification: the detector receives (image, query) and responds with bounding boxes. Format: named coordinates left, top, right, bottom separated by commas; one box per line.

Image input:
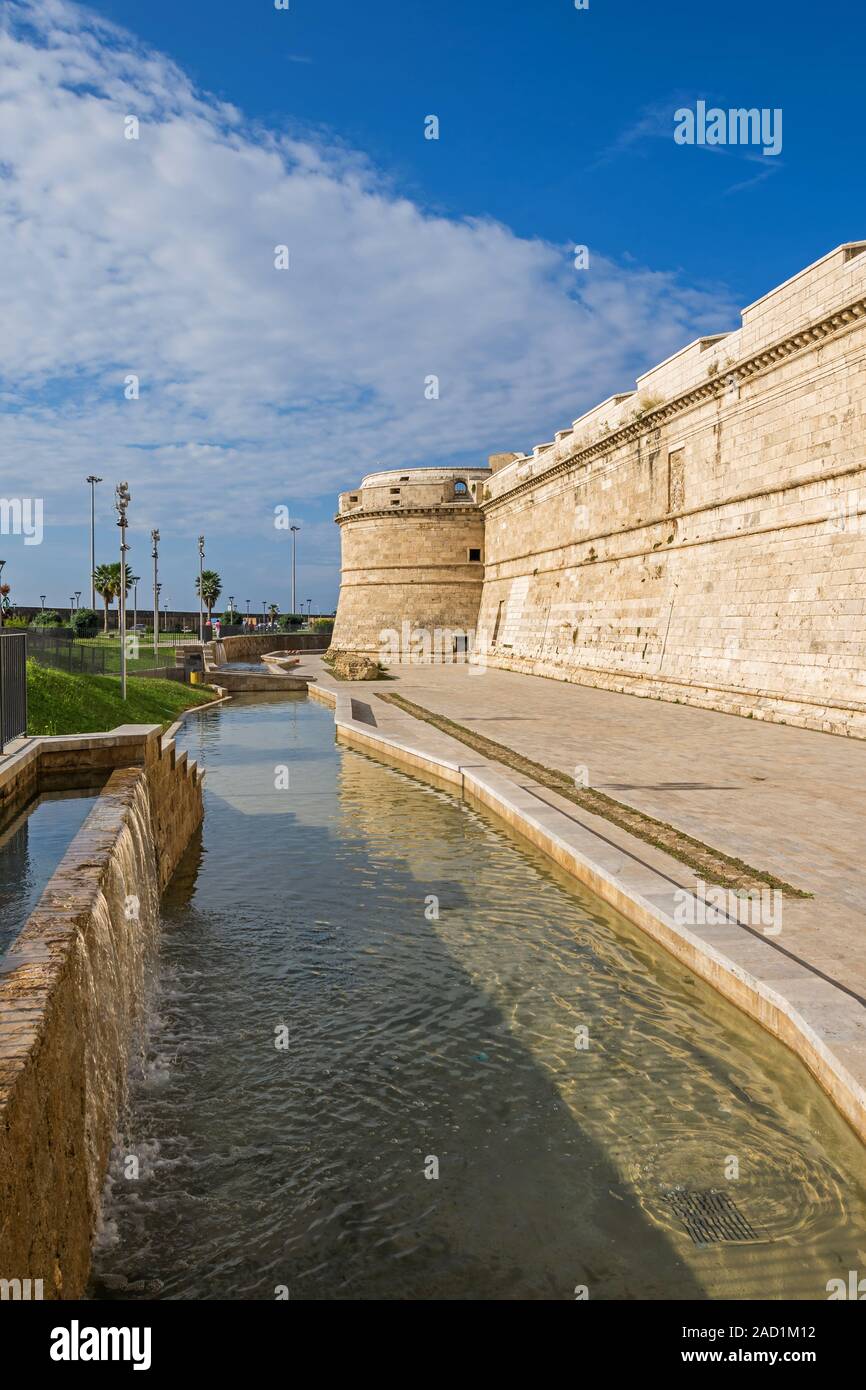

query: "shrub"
left=31, top=610, right=62, bottom=628
left=281, top=613, right=305, bottom=630
left=71, top=607, right=100, bottom=637
left=312, top=617, right=334, bottom=633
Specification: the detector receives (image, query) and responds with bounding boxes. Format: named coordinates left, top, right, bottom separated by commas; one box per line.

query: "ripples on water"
left=90, top=696, right=866, bottom=1301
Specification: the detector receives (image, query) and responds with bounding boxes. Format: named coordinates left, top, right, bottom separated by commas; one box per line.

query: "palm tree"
left=93, top=563, right=117, bottom=634
left=93, top=562, right=140, bottom=633
left=268, top=603, right=280, bottom=627
left=196, top=569, right=222, bottom=626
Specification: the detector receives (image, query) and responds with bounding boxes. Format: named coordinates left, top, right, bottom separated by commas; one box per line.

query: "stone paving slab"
left=356, top=664, right=866, bottom=1010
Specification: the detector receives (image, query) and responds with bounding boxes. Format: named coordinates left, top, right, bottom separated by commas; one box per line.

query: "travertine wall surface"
left=476, top=243, right=866, bottom=734
left=331, top=467, right=490, bottom=656
left=331, top=245, right=866, bottom=734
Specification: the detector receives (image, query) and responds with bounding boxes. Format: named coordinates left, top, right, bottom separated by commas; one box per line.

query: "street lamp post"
left=0, top=560, right=6, bottom=629
left=115, top=482, right=131, bottom=701
left=290, top=523, right=300, bottom=615
left=75, top=591, right=81, bottom=615
left=151, top=530, right=160, bottom=657
left=86, top=475, right=102, bottom=609
left=198, top=536, right=205, bottom=645
left=40, top=595, right=45, bottom=613
left=263, top=600, right=267, bottom=630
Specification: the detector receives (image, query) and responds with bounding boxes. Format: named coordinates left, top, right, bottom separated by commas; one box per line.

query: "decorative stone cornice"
left=335, top=504, right=482, bottom=525
left=483, top=294, right=866, bottom=511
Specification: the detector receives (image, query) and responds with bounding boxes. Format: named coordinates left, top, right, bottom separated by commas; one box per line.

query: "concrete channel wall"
left=309, top=678, right=866, bottom=1148
left=0, top=726, right=204, bottom=1298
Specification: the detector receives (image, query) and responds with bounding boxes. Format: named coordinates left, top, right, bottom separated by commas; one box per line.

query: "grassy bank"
left=67, top=635, right=186, bottom=675
left=26, top=661, right=216, bottom=736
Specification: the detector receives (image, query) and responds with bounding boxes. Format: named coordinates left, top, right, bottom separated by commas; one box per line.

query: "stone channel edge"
left=307, top=677, right=866, bottom=1148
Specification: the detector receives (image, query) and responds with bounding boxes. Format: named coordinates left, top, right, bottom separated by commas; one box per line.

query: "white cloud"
left=0, top=0, right=737, bottom=605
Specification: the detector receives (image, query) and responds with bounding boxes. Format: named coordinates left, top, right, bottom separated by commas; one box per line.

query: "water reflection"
left=90, top=697, right=866, bottom=1301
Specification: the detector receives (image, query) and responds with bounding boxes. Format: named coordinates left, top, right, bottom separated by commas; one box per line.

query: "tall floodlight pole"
left=151, top=530, right=160, bottom=657
left=289, top=523, right=300, bottom=615
left=198, top=535, right=205, bottom=644
left=86, top=475, right=102, bottom=609
left=132, top=583, right=137, bottom=632
left=115, top=482, right=131, bottom=701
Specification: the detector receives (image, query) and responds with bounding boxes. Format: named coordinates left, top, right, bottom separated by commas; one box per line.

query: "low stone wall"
left=0, top=727, right=203, bottom=1298
left=145, top=733, right=206, bottom=892
left=0, top=752, right=38, bottom=836
left=136, top=665, right=186, bottom=683
left=216, top=631, right=329, bottom=663
left=210, top=669, right=308, bottom=693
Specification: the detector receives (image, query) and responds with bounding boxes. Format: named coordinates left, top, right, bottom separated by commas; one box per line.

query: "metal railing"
left=25, top=629, right=108, bottom=676
left=0, top=632, right=27, bottom=751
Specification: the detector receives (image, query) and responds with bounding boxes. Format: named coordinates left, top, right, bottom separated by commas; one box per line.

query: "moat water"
left=90, top=695, right=866, bottom=1300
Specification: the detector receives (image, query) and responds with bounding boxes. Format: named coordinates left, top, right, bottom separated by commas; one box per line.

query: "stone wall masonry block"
left=331, top=245, right=866, bottom=737
left=0, top=725, right=204, bottom=1294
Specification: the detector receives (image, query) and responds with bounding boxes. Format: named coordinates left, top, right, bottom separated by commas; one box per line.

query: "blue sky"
left=0, top=0, right=863, bottom=612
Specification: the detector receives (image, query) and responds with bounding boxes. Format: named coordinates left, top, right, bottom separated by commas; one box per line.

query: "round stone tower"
left=331, top=466, right=491, bottom=658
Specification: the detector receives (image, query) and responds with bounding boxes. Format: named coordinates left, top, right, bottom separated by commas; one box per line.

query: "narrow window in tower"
left=492, top=600, right=504, bottom=645
left=468, top=547, right=481, bottom=562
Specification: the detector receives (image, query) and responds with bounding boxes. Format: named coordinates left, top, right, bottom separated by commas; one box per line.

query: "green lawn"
left=73, top=634, right=189, bottom=674
left=26, top=661, right=216, bottom=736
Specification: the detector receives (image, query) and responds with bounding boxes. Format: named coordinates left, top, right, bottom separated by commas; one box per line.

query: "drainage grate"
left=662, top=1189, right=767, bottom=1246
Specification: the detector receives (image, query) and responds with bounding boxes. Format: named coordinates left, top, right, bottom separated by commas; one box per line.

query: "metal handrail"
left=0, top=631, right=27, bottom=752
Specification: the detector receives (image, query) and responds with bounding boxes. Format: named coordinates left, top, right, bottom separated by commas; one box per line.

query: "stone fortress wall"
left=331, top=466, right=491, bottom=656
left=333, top=244, right=866, bottom=735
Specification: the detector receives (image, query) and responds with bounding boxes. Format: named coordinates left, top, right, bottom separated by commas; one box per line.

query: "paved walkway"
left=313, top=661, right=866, bottom=1008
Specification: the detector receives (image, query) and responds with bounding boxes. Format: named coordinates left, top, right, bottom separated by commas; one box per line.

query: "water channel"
left=87, top=694, right=866, bottom=1300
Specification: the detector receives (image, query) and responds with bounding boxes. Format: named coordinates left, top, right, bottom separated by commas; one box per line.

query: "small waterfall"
left=214, top=640, right=226, bottom=666
left=75, top=778, right=161, bottom=1219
